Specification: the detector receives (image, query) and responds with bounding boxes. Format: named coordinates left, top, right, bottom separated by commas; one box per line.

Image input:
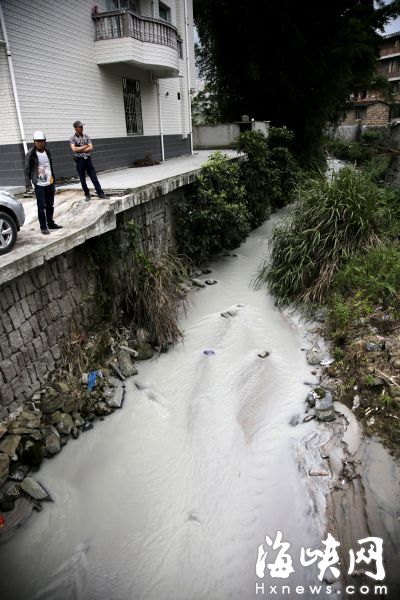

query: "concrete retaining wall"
left=193, top=121, right=269, bottom=149
left=326, top=124, right=361, bottom=141
left=0, top=187, right=185, bottom=418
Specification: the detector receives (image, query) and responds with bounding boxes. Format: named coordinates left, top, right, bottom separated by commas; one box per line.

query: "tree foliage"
left=194, top=0, right=400, bottom=158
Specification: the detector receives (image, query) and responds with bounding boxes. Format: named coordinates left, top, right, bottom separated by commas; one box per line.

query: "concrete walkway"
left=0, top=150, right=241, bottom=285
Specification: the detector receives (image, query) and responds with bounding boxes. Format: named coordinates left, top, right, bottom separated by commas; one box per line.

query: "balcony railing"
left=92, top=9, right=178, bottom=51
left=380, top=47, right=400, bottom=58
left=377, top=65, right=400, bottom=78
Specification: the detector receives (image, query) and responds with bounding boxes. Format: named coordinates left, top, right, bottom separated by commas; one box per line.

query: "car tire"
left=0, top=211, right=17, bottom=255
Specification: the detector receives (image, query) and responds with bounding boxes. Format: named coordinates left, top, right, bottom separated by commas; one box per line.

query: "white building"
left=0, top=0, right=195, bottom=186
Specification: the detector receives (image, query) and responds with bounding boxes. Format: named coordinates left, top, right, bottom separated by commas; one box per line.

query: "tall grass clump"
left=125, top=249, right=189, bottom=347
left=258, top=166, right=385, bottom=305
left=176, top=151, right=250, bottom=263
left=118, top=219, right=189, bottom=347
left=235, top=128, right=299, bottom=226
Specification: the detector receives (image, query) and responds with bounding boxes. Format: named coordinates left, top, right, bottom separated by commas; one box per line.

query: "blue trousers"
left=75, top=156, right=103, bottom=196
left=35, top=184, right=55, bottom=230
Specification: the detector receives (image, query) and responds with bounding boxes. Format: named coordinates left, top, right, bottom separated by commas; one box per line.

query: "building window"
left=106, top=0, right=140, bottom=12
left=122, top=77, right=143, bottom=135
left=392, top=81, right=400, bottom=94
left=159, top=2, right=171, bottom=22
left=355, top=108, right=365, bottom=120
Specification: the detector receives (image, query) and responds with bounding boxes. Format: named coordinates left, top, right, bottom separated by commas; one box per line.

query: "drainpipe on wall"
left=156, top=81, right=165, bottom=162
left=151, top=0, right=156, bottom=18
left=0, top=1, right=28, bottom=154
left=183, top=0, right=194, bottom=155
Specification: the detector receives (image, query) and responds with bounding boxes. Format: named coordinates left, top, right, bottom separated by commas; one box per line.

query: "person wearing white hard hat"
left=24, top=131, right=63, bottom=234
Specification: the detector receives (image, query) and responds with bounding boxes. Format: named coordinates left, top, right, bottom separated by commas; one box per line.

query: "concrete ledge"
left=0, top=152, right=243, bottom=286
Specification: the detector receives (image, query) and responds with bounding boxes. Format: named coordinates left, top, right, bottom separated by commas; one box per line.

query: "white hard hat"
left=33, top=130, right=46, bottom=140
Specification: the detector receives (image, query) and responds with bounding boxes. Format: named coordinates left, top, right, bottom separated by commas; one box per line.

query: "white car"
left=0, top=189, right=26, bottom=255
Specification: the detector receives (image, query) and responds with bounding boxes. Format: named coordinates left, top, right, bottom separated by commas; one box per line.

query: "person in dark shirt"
left=69, top=121, right=108, bottom=201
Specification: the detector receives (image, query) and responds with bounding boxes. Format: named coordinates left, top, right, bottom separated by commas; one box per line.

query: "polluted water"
left=0, top=205, right=399, bottom=599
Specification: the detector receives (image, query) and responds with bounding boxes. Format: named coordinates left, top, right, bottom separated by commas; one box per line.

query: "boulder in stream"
left=191, top=278, right=206, bottom=288
left=116, top=351, right=138, bottom=377
left=306, top=349, right=322, bottom=366
left=21, top=477, right=50, bottom=501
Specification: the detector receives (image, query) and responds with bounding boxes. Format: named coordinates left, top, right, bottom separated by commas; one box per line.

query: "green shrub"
left=325, top=138, right=374, bottom=164
left=363, top=155, right=392, bottom=183
left=176, top=151, right=250, bottom=262
left=328, top=292, right=373, bottom=341
left=235, top=129, right=299, bottom=226
left=332, top=244, right=400, bottom=310
left=327, top=244, right=400, bottom=339
left=258, top=167, right=384, bottom=305
left=360, top=128, right=388, bottom=145
left=267, top=126, right=295, bottom=150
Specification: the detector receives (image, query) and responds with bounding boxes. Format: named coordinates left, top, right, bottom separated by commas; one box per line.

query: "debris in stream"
left=82, top=421, right=94, bottom=432
left=205, top=279, right=218, bottom=285
left=203, top=349, right=215, bottom=356
left=303, top=414, right=315, bottom=423
left=134, top=381, right=149, bottom=390
left=221, top=309, right=238, bottom=318
left=87, top=370, right=98, bottom=392
left=309, top=468, right=330, bottom=476
left=257, top=351, right=270, bottom=358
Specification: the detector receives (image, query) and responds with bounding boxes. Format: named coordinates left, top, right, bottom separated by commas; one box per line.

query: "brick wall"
left=364, top=103, right=390, bottom=126
left=0, top=187, right=185, bottom=418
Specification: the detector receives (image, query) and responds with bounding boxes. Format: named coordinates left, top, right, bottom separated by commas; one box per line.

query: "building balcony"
left=377, top=64, right=400, bottom=81
left=92, top=9, right=180, bottom=78
left=380, top=47, right=400, bottom=59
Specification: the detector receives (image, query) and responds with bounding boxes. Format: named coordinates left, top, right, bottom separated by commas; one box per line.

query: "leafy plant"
left=176, top=151, right=250, bottom=262
left=364, top=374, right=377, bottom=387
left=332, top=244, right=400, bottom=312
left=235, top=129, right=299, bottom=226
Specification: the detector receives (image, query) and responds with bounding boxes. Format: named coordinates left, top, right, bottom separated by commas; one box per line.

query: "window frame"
left=122, top=77, right=144, bottom=136
left=158, top=1, right=171, bottom=23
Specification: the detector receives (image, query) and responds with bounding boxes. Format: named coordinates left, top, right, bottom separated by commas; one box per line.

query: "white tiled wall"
left=0, top=46, right=21, bottom=145
left=1, top=0, right=195, bottom=147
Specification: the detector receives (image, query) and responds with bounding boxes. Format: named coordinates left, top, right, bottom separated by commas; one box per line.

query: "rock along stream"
left=0, top=204, right=399, bottom=600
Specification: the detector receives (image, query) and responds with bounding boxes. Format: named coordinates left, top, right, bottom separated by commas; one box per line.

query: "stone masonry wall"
left=0, top=187, right=185, bottom=418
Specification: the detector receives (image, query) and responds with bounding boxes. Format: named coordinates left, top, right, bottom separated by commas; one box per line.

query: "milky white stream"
left=0, top=212, right=336, bottom=599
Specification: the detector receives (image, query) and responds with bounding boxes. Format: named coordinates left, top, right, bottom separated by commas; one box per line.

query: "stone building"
left=0, top=0, right=195, bottom=186
left=341, top=100, right=390, bottom=126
